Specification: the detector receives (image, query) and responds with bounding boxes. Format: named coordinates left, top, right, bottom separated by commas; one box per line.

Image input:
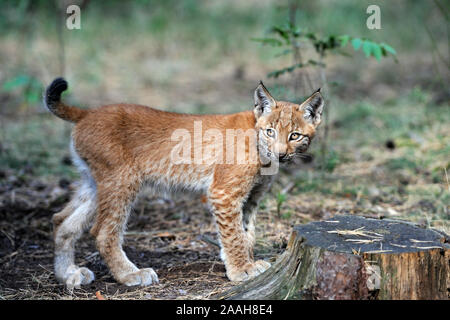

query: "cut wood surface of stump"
left=216, top=215, right=449, bottom=300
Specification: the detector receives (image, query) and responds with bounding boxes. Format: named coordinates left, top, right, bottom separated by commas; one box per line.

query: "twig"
left=124, top=227, right=188, bottom=237
left=281, top=181, right=295, bottom=195
left=444, top=167, right=449, bottom=192
left=409, top=239, right=434, bottom=243
left=318, top=51, right=331, bottom=173
left=364, top=249, right=393, bottom=254
left=328, top=227, right=384, bottom=238
left=345, top=238, right=382, bottom=244
left=288, top=0, right=314, bottom=96
left=390, top=243, right=407, bottom=248
left=199, top=234, right=220, bottom=247
left=55, top=2, right=65, bottom=77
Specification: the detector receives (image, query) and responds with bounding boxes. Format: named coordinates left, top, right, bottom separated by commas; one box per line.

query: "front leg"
left=208, top=169, right=271, bottom=282
left=242, top=175, right=275, bottom=256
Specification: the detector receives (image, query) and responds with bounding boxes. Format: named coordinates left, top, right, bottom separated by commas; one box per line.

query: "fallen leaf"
left=95, top=291, right=106, bottom=300
left=155, top=231, right=176, bottom=240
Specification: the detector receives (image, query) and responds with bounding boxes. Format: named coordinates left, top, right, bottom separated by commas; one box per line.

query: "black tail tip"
left=46, top=77, right=68, bottom=102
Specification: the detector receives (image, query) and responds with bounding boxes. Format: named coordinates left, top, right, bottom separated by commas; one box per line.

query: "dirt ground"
left=0, top=172, right=288, bottom=300
left=1, top=150, right=448, bottom=300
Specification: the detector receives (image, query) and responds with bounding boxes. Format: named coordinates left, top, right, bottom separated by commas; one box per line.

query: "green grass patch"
left=384, top=157, right=419, bottom=172
left=0, top=116, right=77, bottom=180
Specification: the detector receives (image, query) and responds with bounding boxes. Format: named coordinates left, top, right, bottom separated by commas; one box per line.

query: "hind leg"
left=90, top=177, right=158, bottom=286
left=53, top=179, right=97, bottom=289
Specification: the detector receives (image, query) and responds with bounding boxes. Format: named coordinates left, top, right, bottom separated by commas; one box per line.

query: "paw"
left=121, top=268, right=159, bottom=286
left=65, top=267, right=95, bottom=289
left=227, top=260, right=271, bottom=282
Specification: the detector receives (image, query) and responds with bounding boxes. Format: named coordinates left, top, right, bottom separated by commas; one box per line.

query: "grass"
left=0, top=116, right=76, bottom=180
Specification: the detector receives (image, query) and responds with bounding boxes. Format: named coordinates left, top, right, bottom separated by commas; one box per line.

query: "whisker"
left=295, top=153, right=313, bottom=160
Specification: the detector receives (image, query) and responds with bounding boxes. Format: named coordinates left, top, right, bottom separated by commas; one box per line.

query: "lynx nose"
left=278, top=152, right=287, bottom=160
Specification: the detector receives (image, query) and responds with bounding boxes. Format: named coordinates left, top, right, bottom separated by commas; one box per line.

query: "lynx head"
left=253, top=81, right=324, bottom=163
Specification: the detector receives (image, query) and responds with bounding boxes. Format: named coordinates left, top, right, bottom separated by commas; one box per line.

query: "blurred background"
left=0, top=0, right=448, bottom=299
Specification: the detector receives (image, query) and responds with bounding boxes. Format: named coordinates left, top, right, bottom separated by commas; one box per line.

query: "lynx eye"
left=265, top=128, right=276, bottom=138
left=289, top=132, right=302, bottom=141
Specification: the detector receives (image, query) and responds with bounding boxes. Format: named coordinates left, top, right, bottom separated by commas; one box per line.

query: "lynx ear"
left=254, top=81, right=276, bottom=118
left=300, top=89, right=324, bottom=126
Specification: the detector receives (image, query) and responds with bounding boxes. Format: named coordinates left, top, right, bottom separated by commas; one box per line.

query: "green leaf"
left=267, top=69, right=286, bottom=78
left=2, top=75, right=30, bottom=91
left=351, top=38, right=362, bottom=50
left=251, top=37, right=283, bottom=47
left=267, top=59, right=326, bottom=78
left=338, top=35, right=350, bottom=47
left=372, top=43, right=382, bottom=61
left=362, top=40, right=373, bottom=58
left=277, top=192, right=287, bottom=204
left=326, top=35, right=339, bottom=49
left=272, top=26, right=290, bottom=41
left=267, top=63, right=304, bottom=78
left=25, top=90, right=40, bottom=104
left=381, top=43, right=397, bottom=55
left=274, top=49, right=292, bottom=58
left=329, top=81, right=340, bottom=87
left=307, top=59, right=326, bottom=67
left=305, top=32, right=317, bottom=41
left=291, top=26, right=302, bottom=38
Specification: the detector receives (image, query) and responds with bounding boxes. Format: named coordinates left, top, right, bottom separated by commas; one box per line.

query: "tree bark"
left=216, top=215, right=449, bottom=300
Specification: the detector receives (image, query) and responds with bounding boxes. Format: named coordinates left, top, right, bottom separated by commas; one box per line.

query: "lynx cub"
left=45, top=78, right=324, bottom=288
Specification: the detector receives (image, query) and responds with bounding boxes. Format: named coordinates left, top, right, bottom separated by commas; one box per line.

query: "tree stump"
left=216, top=215, right=449, bottom=300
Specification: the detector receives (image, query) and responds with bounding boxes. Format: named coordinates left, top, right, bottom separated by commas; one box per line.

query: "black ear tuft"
left=301, top=90, right=324, bottom=126
left=254, top=81, right=276, bottom=117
